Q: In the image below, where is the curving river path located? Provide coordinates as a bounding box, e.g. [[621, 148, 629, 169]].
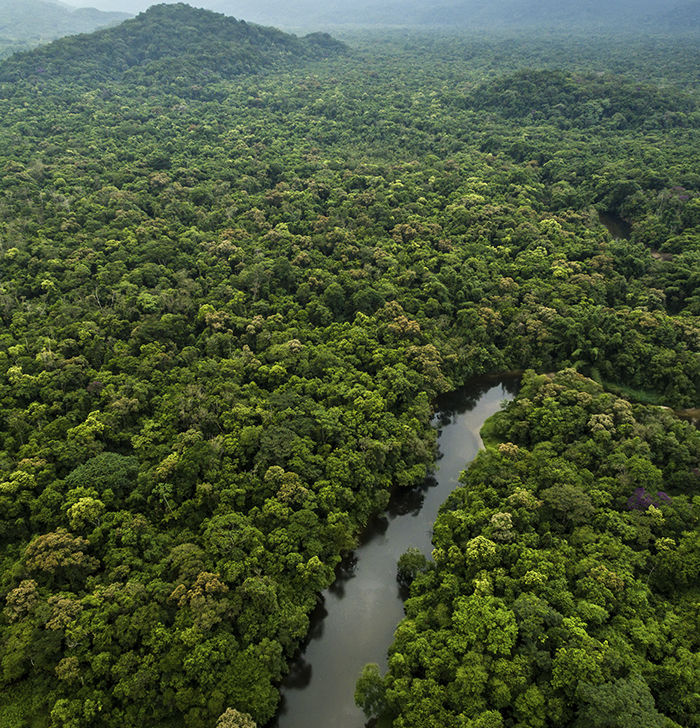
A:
[[268, 374, 520, 728]]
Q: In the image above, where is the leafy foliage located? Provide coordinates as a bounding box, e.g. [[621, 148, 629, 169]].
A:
[[0, 7, 699, 728], [369, 371, 700, 728]]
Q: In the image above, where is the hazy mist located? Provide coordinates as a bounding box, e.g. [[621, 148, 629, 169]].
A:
[[54, 0, 699, 32]]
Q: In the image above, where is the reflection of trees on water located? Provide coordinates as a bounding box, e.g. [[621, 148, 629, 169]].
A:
[[433, 373, 521, 431], [328, 553, 359, 600], [397, 582, 411, 602], [273, 377, 519, 728], [281, 657, 314, 691], [381, 376, 521, 527], [294, 598, 328, 648], [386, 476, 436, 518]]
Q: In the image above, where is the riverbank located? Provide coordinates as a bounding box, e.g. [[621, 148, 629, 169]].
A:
[[269, 376, 518, 728]]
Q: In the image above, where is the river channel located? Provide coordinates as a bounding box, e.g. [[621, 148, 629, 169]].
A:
[[598, 210, 632, 240], [269, 374, 520, 728]]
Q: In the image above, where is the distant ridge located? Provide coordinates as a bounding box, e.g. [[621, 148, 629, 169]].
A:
[[198, 0, 686, 30], [0, 0, 129, 42], [0, 3, 347, 84], [659, 0, 700, 29]]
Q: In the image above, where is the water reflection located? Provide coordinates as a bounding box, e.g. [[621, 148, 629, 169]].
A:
[[268, 374, 520, 728], [396, 582, 411, 602], [328, 554, 359, 599], [385, 479, 432, 518], [283, 658, 313, 690], [434, 372, 521, 427], [598, 210, 632, 240]]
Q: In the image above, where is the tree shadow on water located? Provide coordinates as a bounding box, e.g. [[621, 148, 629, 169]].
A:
[[386, 478, 434, 518], [433, 373, 521, 428], [305, 599, 328, 641], [397, 581, 411, 602], [328, 553, 359, 599], [281, 657, 313, 691], [357, 516, 389, 547]]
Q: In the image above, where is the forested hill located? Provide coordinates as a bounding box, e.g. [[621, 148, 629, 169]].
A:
[[0, 3, 347, 85], [461, 69, 698, 128]]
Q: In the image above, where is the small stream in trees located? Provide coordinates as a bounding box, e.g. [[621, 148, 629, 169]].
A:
[[599, 211, 632, 240], [268, 374, 520, 728]]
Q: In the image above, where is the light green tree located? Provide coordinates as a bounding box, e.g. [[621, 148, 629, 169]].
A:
[[216, 707, 257, 728]]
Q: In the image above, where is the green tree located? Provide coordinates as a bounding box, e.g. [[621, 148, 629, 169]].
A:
[[574, 676, 666, 728], [397, 547, 428, 587]]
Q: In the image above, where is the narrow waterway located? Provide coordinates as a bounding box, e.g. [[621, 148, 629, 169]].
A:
[[269, 374, 519, 728], [598, 210, 631, 240]]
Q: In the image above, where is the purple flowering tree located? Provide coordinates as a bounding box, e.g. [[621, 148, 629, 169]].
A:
[[627, 487, 672, 511]]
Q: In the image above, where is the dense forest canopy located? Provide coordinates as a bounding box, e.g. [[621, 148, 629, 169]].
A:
[[361, 370, 700, 728], [0, 4, 699, 727]]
